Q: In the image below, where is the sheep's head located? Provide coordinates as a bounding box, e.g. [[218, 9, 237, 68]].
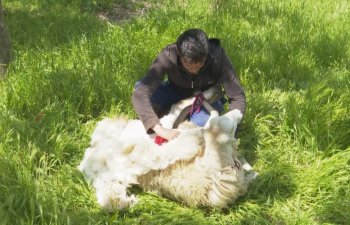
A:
[[204, 109, 242, 144]]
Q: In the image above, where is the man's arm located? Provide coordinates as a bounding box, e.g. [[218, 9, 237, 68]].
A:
[[132, 47, 179, 139], [218, 48, 246, 115]]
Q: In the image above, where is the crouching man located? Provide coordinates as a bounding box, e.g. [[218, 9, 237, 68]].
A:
[[132, 28, 246, 140]]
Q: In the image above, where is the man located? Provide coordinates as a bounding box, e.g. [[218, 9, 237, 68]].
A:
[[132, 28, 246, 141]]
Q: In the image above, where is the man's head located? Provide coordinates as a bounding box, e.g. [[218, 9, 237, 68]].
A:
[[176, 29, 209, 74]]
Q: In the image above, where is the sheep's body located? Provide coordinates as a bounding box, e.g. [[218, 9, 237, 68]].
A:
[[78, 89, 255, 211]]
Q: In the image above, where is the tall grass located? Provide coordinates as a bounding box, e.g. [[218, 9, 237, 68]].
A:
[[1, 0, 349, 224]]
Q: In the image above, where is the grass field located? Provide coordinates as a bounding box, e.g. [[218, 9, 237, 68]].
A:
[[1, 0, 349, 224]]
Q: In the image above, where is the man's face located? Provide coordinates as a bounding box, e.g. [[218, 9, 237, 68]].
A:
[[180, 57, 205, 75]]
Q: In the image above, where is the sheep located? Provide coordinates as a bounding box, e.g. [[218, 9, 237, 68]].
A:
[[78, 88, 256, 211]]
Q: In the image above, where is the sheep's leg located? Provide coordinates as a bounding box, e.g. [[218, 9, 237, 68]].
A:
[[202, 86, 224, 103], [160, 86, 223, 129], [160, 98, 194, 129], [172, 105, 192, 128], [203, 101, 220, 128], [96, 182, 138, 211], [239, 157, 259, 183], [239, 157, 252, 171]]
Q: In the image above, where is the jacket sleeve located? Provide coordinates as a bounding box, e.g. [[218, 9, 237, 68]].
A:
[[132, 47, 171, 132], [219, 49, 246, 114]]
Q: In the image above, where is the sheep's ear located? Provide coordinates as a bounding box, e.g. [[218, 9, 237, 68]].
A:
[[219, 109, 243, 134], [223, 109, 243, 124]]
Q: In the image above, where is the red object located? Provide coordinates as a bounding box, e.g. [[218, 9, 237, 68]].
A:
[[190, 93, 205, 116], [155, 136, 168, 145]]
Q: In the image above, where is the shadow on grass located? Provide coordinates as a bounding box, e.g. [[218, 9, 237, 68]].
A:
[[246, 162, 297, 202], [62, 184, 216, 225], [315, 190, 350, 224], [1, 66, 129, 167], [220, 1, 349, 92], [238, 114, 259, 164], [6, 7, 106, 51]]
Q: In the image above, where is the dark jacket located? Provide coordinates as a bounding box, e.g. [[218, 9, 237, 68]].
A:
[[132, 39, 246, 132]]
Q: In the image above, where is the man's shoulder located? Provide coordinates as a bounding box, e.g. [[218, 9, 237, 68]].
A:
[[159, 43, 177, 64], [165, 43, 177, 50]]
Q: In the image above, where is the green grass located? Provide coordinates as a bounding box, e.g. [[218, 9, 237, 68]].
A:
[[1, 0, 349, 224]]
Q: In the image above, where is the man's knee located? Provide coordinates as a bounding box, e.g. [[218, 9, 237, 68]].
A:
[[151, 102, 169, 118]]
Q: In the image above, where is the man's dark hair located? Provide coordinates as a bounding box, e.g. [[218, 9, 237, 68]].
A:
[[176, 29, 209, 64]]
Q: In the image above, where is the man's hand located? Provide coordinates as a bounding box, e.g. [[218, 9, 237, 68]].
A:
[[153, 124, 180, 141]]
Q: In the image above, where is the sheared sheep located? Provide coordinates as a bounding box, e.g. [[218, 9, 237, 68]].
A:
[[78, 89, 256, 211]]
